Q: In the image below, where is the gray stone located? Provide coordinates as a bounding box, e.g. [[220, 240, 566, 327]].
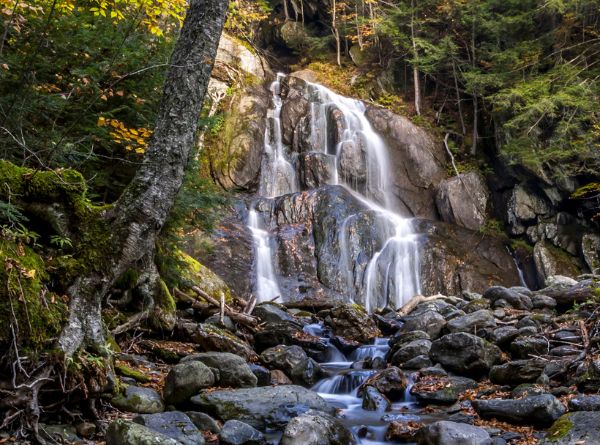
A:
[[482, 286, 532, 310], [186, 411, 221, 433], [568, 395, 600, 411], [532, 295, 557, 309], [362, 386, 391, 412], [106, 420, 181, 445], [112, 386, 164, 414], [390, 339, 432, 366], [446, 310, 496, 334], [181, 352, 257, 388], [510, 336, 549, 359], [401, 310, 446, 339], [412, 376, 477, 404], [417, 420, 492, 445], [491, 326, 520, 346], [473, 394, 565, 427], [253, 303, 298, 324], [280, 409, 356, 445], [489, 360, 546, 385], [190, 385, 334, 429], [507, 185, 551, 235], [435, 172, 489, 231], [133, 412, 204, 445], [163, 361, 215, 406], [540, 411, 600, 444], [220, 420, 266, 445], [582, 233, 600, 274], [430, 333, 501, 376]]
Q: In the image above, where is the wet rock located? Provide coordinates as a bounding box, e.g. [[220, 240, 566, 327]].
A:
[[533, 243, 580, 285], [133, 412, 204, 445], [403, 355, 433, 369], [416, 420, 492, 445], [359, 367, 408, 399], [482, 287, 532, 310], [401, 310, 446, 339], [186, 323, 258, 361], [106, 419, 181, 445], [510, 336, 549, 359], [280, 409, 356, 445], [386, 421, 422, 442], [411, 376, 477, 404], [489, 360, 546, 385], [576, 359, 600, 392], [462, 299, 491, 313], [540, 411, 600, 444], [186, 411, 221, 433], [389, 330, 430, 351], [568, 395, 600, 411], [324, 303, 380, 343], [112, 386, 164, 414], [365, 106, 446, 219], [190, 385, 334, 429], [297, 152, 337, 189], [270, 369, 293, 385], [181, 352, 257, 388], [220, 420, 266, 445], [472, 394, 565, 427], [163, 361, 215, 406], [435, 172, 489, 231], [390, 339, 432, 366], [260, 345, 320, 386], [430, 333, 501, 376], [446, 310, 496, 334], [254, 321, 325, 352], [362, 386, 391, 412]]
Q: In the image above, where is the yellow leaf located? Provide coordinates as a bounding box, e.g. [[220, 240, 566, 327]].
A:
[[23, 269, 36, 279]]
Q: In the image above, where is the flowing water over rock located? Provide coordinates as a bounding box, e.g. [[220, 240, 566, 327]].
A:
[[249, 73, 421, 309]]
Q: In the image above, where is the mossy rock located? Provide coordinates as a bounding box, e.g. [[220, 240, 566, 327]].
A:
[[0, 239, 68, 350], [149, 279, 177, 332], [115, 363, 151, 383]]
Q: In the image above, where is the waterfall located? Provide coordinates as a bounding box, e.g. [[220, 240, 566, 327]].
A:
[[248, 73, 421, 310]]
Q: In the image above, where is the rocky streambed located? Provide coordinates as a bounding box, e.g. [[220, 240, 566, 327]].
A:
[[33, 275, 600, 445]]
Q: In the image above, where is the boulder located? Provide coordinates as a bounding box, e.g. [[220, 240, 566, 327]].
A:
[[510, 336, 549, 359], [220, 420, 266, 445], [429, 333, 501, 376], [112, 386, 164, 414], [133, 412, 204, 445], [362, 386, 391, 412], [401, 311, 446, 339], [190, 385, 334, 429], [390, 339, 432, 366], [541, 411, 600, 444], [582, 233, 600, 273], [188, 324, 258, 361], [411, 376, 477, 404], [446, 309, 496, 334], [181, 352, 257, 388], [482, 286, 532, 310], [186, 411, 221, 434], [106, 420, 182, 445], [253, 303, 298, 324], [568, 395, 600, 412], [435, 172, 489, 231], [416, 420, 492, 445], [279, 410, 356, 445], [359, 367, 408, 399], [163, 361, 215, 406], [533, 242, 580, 284], [489, 360, 546, 385], [490, 326, 520, 346], [323, 303, 380, 343], [260, 345, 320, 386], [472, 394, 565, 427]]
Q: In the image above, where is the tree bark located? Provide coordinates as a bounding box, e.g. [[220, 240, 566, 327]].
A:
[[410, 0, 421, 115], [58, 0, 229, 357]]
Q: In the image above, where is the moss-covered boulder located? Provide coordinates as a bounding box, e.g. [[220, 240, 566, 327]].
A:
[[541, 411, 600, 444], [321, 303, 380, 343]]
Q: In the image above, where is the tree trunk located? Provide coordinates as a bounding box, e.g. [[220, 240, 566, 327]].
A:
[[332, 0, 341, 66], [410, 0, 421, 115], [58, 0, 229, 357]]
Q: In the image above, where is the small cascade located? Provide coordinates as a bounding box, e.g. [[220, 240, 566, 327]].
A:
[[247, 208, 281, 303], [349, 338, 390, 361], [507, 247, 528, 288], [248, 73, 422, 310]]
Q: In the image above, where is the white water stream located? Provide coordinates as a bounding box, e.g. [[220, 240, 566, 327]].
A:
[[249, 73, 421, 308]]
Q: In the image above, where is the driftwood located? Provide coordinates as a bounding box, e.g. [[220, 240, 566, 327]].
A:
[[397, 294, 462, 317], [543, 279, 599, 305]]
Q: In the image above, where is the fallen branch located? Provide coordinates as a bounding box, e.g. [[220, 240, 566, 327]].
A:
[[190, 286, 258, 326], [111, 310, 150, 336], [397, 294, 462, 317]]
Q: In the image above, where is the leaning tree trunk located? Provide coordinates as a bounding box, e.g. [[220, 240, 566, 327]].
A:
[[58, 0, 229, 357]]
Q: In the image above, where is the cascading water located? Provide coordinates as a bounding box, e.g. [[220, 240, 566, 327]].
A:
[[248, 73, 421, 310]]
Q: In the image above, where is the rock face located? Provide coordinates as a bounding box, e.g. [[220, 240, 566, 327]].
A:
[[429, 333, 501, 376], [435, 172, 489, 231], [279, 410, 356, 445], [190, 385, 334, 429]]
